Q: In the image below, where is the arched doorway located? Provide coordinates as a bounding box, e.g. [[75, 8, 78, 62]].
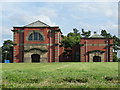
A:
[[31, 54, 40, 62], [93, 56, 101, 62]]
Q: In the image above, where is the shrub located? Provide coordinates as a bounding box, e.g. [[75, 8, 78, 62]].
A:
[[62, 77, 88, 83]]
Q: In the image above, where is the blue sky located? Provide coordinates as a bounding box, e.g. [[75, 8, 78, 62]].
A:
[[0, 1, 118, 47]]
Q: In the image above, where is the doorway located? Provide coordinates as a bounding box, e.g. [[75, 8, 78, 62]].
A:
[[93, 56, 101, 62], [31, 54, 40, 62]]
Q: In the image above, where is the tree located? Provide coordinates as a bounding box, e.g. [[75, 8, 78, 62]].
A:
[[73, 28, 79, 34], [112, 36, 120, 62], [62, 28, 81, 48], [0, 47, 2, 62], [2, 40, 14, 63], [101, 30, 112, 38], [101, 30, 120, 61], [101, 30, 120, 52], [112, 35, 120, 53], [81, 29, 91, 38], [113, 52, 119, 62]]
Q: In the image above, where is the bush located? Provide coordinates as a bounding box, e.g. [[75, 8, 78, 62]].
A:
[[104, 76, 118, 82], [62, 77, 88, 83], [113, 53, 119, 62]]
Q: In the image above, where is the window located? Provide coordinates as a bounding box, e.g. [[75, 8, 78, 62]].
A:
[[28, 34, 33, 40], [76, 52, 79, 60], [39, 33, 44, 41], [28, 32, 44, 41]]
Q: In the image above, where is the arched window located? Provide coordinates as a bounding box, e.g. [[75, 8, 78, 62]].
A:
[[29, 34, 33, 40], [28, 32, 44, 41]]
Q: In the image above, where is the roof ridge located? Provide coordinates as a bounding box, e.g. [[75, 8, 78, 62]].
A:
[[37, 20, 50, 26], [24, 20, 50, 27], [90, 33, 104, 38]]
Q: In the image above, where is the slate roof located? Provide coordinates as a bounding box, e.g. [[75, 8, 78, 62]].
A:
[[90, 32, 104, 38], [91, 34, 104, 38], [24, 20, 50, 27]]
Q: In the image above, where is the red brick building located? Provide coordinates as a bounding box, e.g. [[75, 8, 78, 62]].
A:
[[12, 21, 113, 62], [12, 20, 63, 62], [79, 32, 113, 62]]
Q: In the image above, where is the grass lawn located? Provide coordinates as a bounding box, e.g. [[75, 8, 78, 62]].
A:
[[1, 62, 118, 88]]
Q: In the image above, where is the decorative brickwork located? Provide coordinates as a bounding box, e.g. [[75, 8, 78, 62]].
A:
[[80, 37, 113, 62], [11, 21, 113, 62], [12, 20, 63, 63]]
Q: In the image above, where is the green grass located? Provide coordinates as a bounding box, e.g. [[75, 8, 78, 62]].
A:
[[1, 62, 118, 88]]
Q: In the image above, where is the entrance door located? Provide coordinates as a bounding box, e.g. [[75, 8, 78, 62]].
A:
[[93, 56, 101, 62], [31, 54, 40, 62]]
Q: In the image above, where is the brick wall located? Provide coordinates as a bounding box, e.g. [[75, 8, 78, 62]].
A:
[[12, 26, 62, 63], [80, 38, 113, 62]]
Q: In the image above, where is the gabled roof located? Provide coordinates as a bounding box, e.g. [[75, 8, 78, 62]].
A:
[[24, 20, 50, 27], [90, 32, 104, 38], [90, 34, 104, 38]]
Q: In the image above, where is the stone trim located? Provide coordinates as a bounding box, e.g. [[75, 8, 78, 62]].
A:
[[89, 53, 105, 62], [16, 43, 58, 46], [24, 49, 48, 63], [12, 30, 24, 33], [83, 44, 106, 46]]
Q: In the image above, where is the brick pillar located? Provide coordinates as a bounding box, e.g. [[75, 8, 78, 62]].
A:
[[13, 30, 24, 63], [80, 46, 85, 62], [19, 30, 24, 62], [13, 31, 19, 63], [49, 30, 52, 62], [109, 47, 113, 62], [105, 40, 109, 62], [55, 32, 59, 62]]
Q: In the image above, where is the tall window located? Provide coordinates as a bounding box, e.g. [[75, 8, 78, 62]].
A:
[[28, 32, 44, 41]]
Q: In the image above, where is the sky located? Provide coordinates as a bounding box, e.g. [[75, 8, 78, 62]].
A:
[[0, 0, 119, 48]]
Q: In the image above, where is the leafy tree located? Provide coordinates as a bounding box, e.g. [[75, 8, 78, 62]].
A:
[[101, 30, 120, 52], [101, 30, 112, 38], [112, 35, 120, 54], [0, 47, 2, 62], [62, 28, 81, 48], [81, 29, 91, 38], [73, 28, 79, 34], [113, 52, 119, 62], [2, 40, 14, 63], [101, 30, 120, 61]]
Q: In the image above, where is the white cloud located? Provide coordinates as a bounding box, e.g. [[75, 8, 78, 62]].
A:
[[2, 3, 58, 26], [7, 14, 56, 26], [71, 3, 118, 19], [77, 21, 118, 36], [26, 15, 57, 26], [2, 27, 12, 35], [105, 24, 118, 36], [68, 2, 118, 36], [1, 2, 59, 46], [1, 2, 118, 40], [0, 26, 13, 47], [105, 10, 114, 17], [0, 0, 119, 2], [71, 14, 81, 19], [36, 7, 58, 18], [35, 15, 56, 26]]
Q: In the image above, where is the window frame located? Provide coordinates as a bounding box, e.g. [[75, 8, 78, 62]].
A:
[[27, 31, 45, 41]]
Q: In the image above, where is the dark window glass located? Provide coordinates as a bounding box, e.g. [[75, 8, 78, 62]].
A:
[[34, 32, 38, 40], [28, 32, 44, 41], [28, 34, 33, 40], [39, 33, 43, 41]]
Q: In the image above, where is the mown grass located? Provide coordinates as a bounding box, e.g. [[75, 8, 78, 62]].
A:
[[1, 62, 118, 88]]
